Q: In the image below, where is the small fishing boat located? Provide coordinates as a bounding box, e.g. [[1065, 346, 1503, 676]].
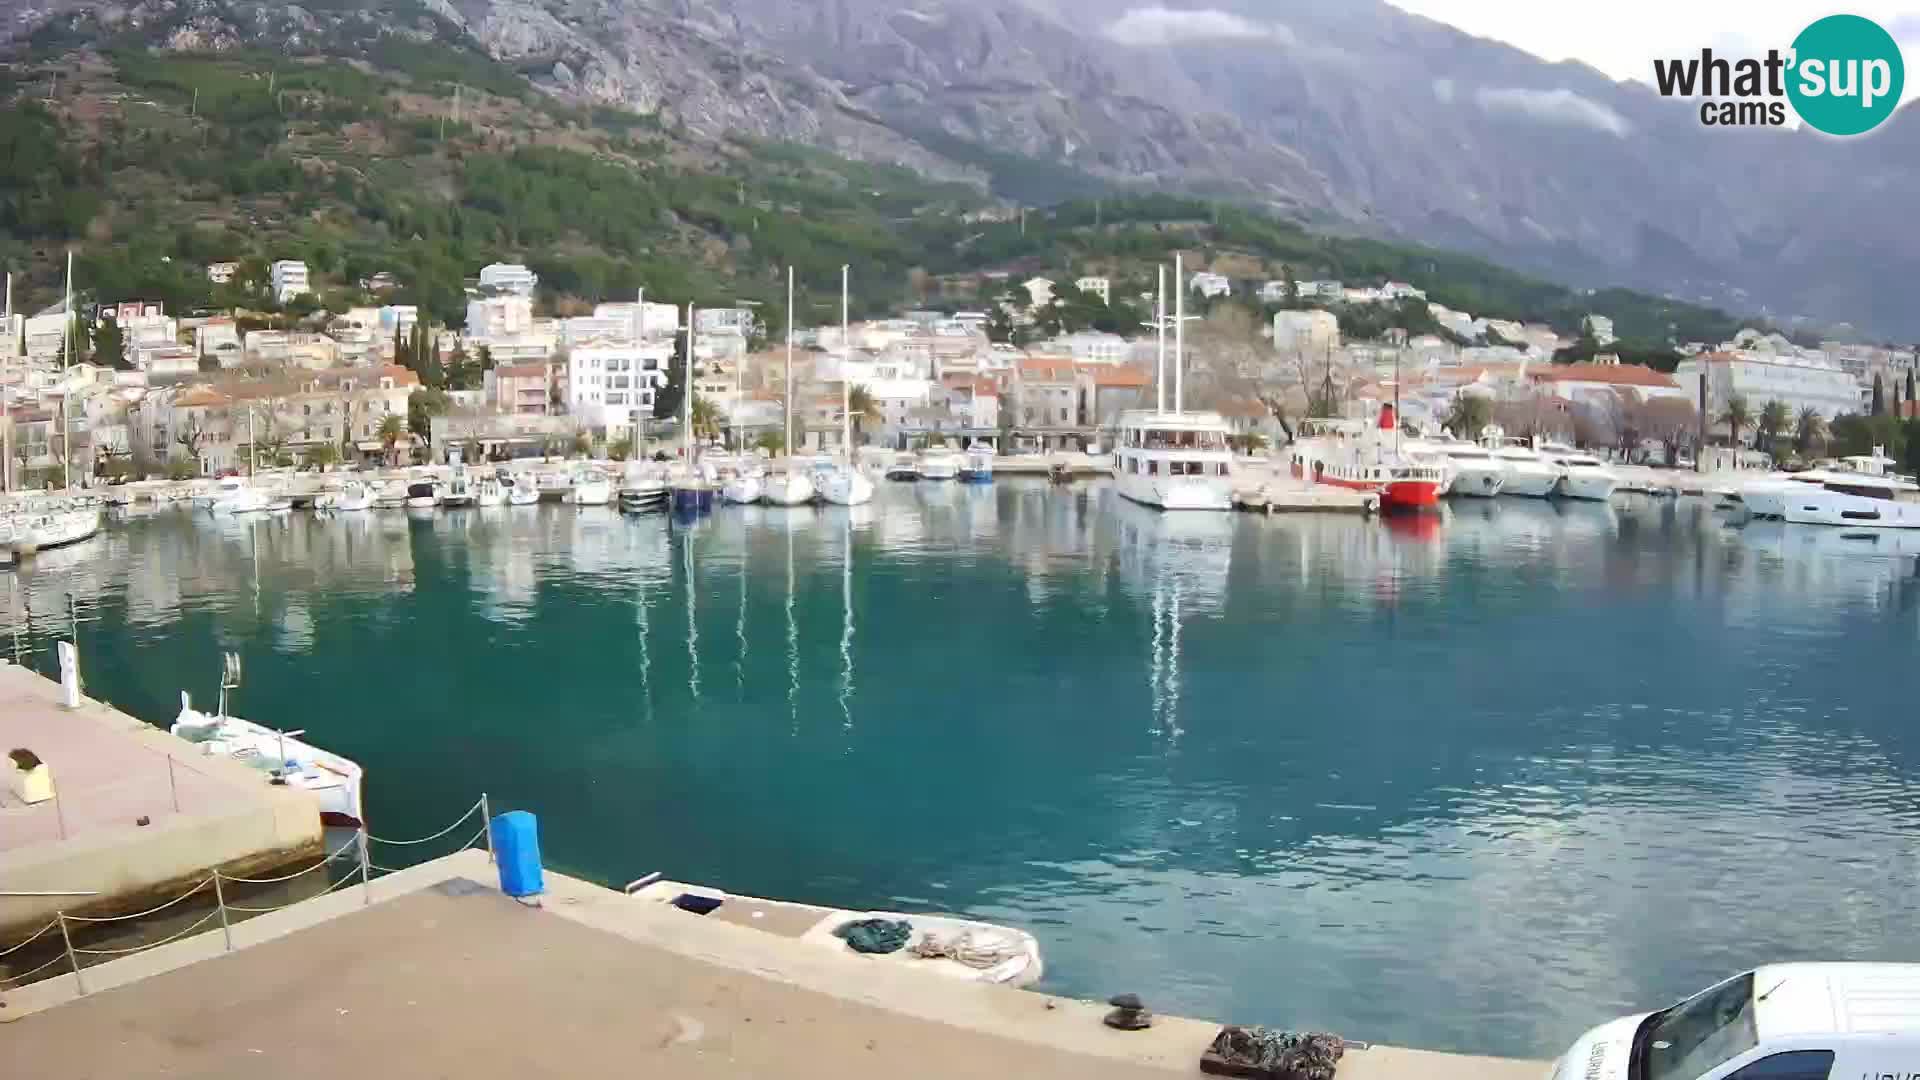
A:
[[885, 454, 921, 482], [918, 446, 962, 481], [569, 466, 613, 506], [373, 479, 410, 508], [506, 477, 541, 505], [473, 476, 507, 506], [958, 447, 995, 484], [170, 659, 364, 828], [625, 878, 1043, 988], [441, 464, 476, 508]]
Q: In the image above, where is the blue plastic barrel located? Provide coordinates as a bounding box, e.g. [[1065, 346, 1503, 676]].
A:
[[491, 811, 544, 897]]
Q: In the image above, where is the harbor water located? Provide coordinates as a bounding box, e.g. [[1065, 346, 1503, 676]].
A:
[[10, 480, 1920, 1058]]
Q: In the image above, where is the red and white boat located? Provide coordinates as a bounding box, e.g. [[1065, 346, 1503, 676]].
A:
[[1287, 405, 1445, 512]]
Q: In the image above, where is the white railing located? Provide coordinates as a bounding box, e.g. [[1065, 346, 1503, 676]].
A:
[[0, 794, 495, 997]]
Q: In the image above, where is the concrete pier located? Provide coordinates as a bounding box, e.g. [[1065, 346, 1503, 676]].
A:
[[0, 663, 322, 945], [0, 850, 1545, 1078]]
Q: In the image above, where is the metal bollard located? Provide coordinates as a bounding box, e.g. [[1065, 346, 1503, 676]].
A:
[[357, 826, 372, 906], [167, 756, 179, 813], [481, 793, 494, 863], [212, 872, 233, 952]]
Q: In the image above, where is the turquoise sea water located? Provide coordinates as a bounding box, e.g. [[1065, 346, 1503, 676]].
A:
[[10, 481, 1920, 1058]]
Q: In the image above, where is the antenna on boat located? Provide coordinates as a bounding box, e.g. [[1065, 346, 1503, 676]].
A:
[[1173, 253, 1185, 413], [218, 651, 242, 720]]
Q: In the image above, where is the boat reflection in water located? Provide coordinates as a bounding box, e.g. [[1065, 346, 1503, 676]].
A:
[[1109, 492, 1234, 736]]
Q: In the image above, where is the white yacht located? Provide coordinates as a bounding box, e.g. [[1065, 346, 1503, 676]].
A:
[[373, 479, 410, 508], [1748, 454, 1920, 528], [568, 466, 613, 506], [9, 497, 103, 552], [1112, 410, 1235, 511], [918, 446, 963, 481], [1433, 442, 1506, 497], [1486, 438, 1562, 498], [1545, 451, 1620, 501], [329, 481, 374, 512], [721, 470, 765, 505], [506, 475, 541, 505], [404, 480, 440, 509], [959, 446, 995, 483], [818, 466, 875, 506], [473, 476, 507, 506]]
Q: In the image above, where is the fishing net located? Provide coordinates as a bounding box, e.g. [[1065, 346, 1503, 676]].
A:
[[1200, 1026, 1345, 1080], [833, 918, 912, 954]]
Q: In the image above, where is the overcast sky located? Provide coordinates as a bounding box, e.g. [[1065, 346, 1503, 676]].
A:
[[1385, 1, 1920, 104]]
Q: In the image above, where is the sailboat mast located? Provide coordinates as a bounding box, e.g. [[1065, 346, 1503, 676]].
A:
[[840, 264, 850, 459], [1173, 252, 1185, 413], [684, 303, 696, 465], [784, 266, 794, 457], [62, 249, 73, 486], [1155, 264, 1166, 414]]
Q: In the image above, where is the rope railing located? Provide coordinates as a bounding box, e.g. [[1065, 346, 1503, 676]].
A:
[[0, 917, 60, 958], [4, 792, 496, 999], [71, 909, 221, 957], [365, 798, 484, 847]]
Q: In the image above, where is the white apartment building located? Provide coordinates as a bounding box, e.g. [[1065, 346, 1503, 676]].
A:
[[206, 261, 238, 284], [592, 301, 680, 341], [562, 315, 635, 344], [695, 307, 756, 337], [466, 295, 533, 340], [566, 341, 670, 429], [1189, 272, 1231, 299], [1297, 280, 1343, 300], [1273, 310, 1341, 354], [1021, 277, 1056, 309], [478, 262, 539, 297], [23, 311, 70, 364], [1074, 276, 1111, 304], [1046, 331, 1130, 365], [1673, 350, 1861, 424], [270, 260, 310, 304], [1257, 280, 1291, 304], [1583, 314, 1617, 346]]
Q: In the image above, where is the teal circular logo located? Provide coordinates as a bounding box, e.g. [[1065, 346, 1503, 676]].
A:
[[1787, 14, 1905, 136]]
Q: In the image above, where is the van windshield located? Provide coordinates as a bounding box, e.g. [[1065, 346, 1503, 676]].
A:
[[1634, 973, 1758, 1080]]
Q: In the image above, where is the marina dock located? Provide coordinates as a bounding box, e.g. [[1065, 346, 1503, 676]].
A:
[[0, 662, 322, 945], [0, 849, 1544, 1079], [1232, 471, 1380, 514]]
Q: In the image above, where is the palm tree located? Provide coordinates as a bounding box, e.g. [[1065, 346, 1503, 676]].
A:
[[1794, 407, 1827, 459], [377, 414, 405, 466], [689, 395, 722, 444], [1755, 399, 1789, 451], [1718, 394, 1752, 447], [846, 384, 881, 446]]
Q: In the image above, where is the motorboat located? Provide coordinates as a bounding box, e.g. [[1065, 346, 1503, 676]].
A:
[[568, 466, 613, 506], [328, 481, 374, 512], [404, 481, 440, 509], [208, 476, 270, 514], [1432, 442, 1506, 497], [721, 472, 765, 505], [172, 684, 364, 828], [619, 482, 670, 512], [373, 479, 410, 508], [441, 464, 476, 508], [626, 879, 1043, 988], [917, 446, 963, 481], [817, 465, 874, 506], [959, 446, 995, 484], [1755, 454, 1920, 529], [1286, 406, 1444, 512], [8, 498, 103, 553], [473, 476, 507, 506], [762, 469, 816, 506], [1545, 451, 1620, 501], [506, 476, 541, 505], [884, 453, 921, 482], [1482, 432, 1562, 498]]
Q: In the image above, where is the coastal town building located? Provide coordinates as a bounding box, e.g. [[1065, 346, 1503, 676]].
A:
[[270, 260, 310, 304], [478, 262, 538, 297], [1273, 310, 1341, 354], [1528, 361, 1687, 405], [1583, 315, 1617, 346], [1073, 276, 1111, 304], [467, 295, 534, 340], [1020, 277, 1056, 309], [1044, 331, 1129, 365], [486, 362, 554, 416], [1189, 272, 1232, 299], [205, 261, 238, 284], [1674, 348, 1860, 423], [565, 341, 669, 430]]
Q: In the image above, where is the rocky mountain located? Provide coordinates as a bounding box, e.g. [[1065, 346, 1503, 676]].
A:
[[6, 0, 1918, 337]]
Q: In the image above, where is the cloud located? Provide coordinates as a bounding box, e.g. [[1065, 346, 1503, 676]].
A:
[[1103, 6, 1295, 48], [1432, 77, 1456, 103], [1887, 14, 1920, 41], [1472, 86, 1633, 136]]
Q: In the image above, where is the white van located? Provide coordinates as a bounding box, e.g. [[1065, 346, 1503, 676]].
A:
[[1548, 964, 1920, 1080]]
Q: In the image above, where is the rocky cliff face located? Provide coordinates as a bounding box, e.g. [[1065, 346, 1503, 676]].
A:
[[5, 0, 1917, 335]]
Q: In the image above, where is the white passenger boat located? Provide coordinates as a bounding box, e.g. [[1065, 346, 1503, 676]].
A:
[[473, 476, 507, 506], [1544, 450, 1620, 501], [171, 681, 364, 828], [568, 466, 613, 506], [627, 879, 1043, 988], [917, 447, 963, 481], [441, 464, 476, 508], [1113, 410, 1235, 511]]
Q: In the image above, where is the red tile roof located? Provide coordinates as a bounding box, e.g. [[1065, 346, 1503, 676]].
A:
[[1086, 364, 1151, 389], [1017, 356, 1076, 381], [497, 363, 549, 378], [1530, 363, 1679, 389]]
